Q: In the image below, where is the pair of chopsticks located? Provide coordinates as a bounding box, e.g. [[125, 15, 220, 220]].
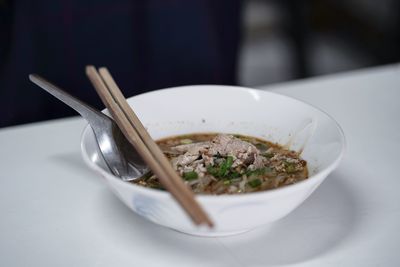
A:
[[85, 66, 213, 227]]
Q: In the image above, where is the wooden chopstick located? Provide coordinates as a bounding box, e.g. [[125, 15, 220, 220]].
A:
[[85, 65, 213, 227]]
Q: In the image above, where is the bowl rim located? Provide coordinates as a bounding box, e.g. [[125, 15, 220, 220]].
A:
[[80, 84, 346, 202]]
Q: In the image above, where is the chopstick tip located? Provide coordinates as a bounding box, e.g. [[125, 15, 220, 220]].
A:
[[85, 65, 96, 75], [195, 218, 214, 228], [98, 67, 110, 77]]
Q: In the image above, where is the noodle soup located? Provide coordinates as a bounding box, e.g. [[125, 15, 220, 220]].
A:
[[134, 133, 308, 194]]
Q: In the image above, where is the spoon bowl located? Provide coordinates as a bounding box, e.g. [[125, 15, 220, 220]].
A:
[[29, 74, 147, 181]]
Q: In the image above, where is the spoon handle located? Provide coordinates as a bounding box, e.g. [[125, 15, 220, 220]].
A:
[[29, 74, 109, 125]]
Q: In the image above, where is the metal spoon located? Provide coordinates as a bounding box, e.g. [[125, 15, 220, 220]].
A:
[[29, 74, 148, 181]]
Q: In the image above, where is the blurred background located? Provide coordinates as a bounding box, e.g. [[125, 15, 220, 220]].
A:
[[240, 0, 400, 86], [1, 0, 399, 127]]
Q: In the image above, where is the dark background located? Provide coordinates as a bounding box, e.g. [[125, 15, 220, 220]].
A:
[[1, 0, 399, 128]]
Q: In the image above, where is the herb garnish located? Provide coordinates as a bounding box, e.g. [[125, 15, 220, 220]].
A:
[[183, 171, 198, 181], [206, 156, 235, 179], [248, 178, 262, 188], [284, 161, 297, 173]]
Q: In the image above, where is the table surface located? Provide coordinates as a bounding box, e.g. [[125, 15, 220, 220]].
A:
[[1, 64, 399, 267]]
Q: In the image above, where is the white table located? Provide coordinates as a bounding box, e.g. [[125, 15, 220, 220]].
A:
[[1, 64, 399, 266]]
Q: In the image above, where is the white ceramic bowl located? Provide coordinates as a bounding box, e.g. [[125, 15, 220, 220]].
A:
[[81, 85, 345, 236]]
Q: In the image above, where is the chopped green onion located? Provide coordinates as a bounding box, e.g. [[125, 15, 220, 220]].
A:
[[286, 165, 296, 173], [262, 152, 274, 158], [180, 138, 193, 144], [226, 156, 234, 166], [183, 171, 198, 181], [284, 161, 297, 173], [207, 156, 239, 179], [226, 171, 241, 179], [218, 156, 233, 177], [206, 165, 219, 176], [255, 143, 269, 151], [223, 180, 231, 185], [248, 178, 262, 188]]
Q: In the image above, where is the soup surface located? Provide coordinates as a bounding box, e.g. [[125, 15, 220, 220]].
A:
[[134, 133, 308, 195]]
